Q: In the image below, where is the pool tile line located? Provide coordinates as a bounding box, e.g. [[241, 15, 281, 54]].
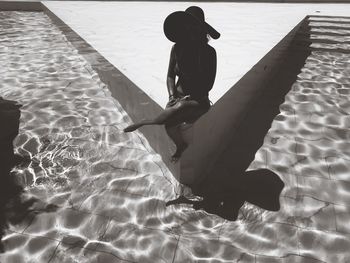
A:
[[92, 248, 138, 263], [88, 224, 180, 263], [49, 241, 138, 263], [20, 214, 37, 234], [47, 241, 61, 263], [333, 204, 341, 234], [255, 253, 326, 263], [216, 219, 227, 242], [174, 235, 258, 263], [91, 217, 115, 252], [171, 235, 180, 263]]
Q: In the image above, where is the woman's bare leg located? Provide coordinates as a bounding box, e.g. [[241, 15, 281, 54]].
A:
[[165, 124, 188, 162], [123, 100, 199, 133]]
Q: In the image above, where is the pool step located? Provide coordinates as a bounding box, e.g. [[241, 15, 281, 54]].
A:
[[309, 14, 350, 21], [310, 30, 350, 37], [291, 16, 350, 53], [309, 19, 350, 25]]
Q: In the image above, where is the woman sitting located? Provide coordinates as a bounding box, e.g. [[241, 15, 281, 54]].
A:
[[124, 6, 220, 162]]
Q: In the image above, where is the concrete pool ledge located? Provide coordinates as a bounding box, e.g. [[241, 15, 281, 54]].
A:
[[0, 1, 42, 11]]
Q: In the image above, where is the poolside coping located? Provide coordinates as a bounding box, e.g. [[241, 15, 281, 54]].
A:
[[0, 1, 42, 11]]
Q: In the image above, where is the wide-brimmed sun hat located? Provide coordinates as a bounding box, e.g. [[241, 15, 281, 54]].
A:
[[163, 6, 220, 43]]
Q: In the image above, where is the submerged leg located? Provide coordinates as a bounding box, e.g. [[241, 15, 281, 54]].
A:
[[165, 124, 188, 162], [164, 101, 210, 162]]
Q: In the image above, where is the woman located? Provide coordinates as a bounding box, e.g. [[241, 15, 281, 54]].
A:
[[124, 6, 220, 162]]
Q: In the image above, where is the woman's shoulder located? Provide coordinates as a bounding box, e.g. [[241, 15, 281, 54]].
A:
[[205, 44, 216, 55], [171, 43, 180, 56], [172, 43, 216, 57], [201, 44, 216, 61], [173, 43, 183, 53]]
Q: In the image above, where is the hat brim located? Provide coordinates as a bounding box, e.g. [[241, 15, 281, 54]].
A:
[[205, 22, 220, 40], [163, 11, 220, 43]]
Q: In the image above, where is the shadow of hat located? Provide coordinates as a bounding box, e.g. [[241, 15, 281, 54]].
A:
[[164, 6, 220, 43]]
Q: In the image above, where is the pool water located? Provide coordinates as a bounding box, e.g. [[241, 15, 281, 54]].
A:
[[1, 11, 350, 263]]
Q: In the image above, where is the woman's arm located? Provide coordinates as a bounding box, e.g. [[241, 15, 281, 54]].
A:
[[167, 44, 177, 100], [203, 47, 217, 93]]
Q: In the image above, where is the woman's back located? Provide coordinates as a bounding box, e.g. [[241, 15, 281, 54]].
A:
[[174, 43, 217, 100]]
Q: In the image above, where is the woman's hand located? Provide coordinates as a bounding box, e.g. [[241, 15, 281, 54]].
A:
[[166, 95, 178, 108], [166, 95, 191, 108]]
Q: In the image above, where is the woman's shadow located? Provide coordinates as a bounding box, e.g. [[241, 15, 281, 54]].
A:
[[167, 168, 284, 221], [0, 98, 57, 252]]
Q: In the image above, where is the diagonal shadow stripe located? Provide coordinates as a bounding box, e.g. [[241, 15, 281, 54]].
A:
[[169, 16, 317, 219], [180, 16, 312, 185]]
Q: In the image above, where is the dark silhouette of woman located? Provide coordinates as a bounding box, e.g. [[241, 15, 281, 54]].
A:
[[124, 6, 220, 162]]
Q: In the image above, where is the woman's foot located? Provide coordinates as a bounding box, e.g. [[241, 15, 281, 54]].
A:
[[123, 123, 141, 133], [170, 143, 188, 163]]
